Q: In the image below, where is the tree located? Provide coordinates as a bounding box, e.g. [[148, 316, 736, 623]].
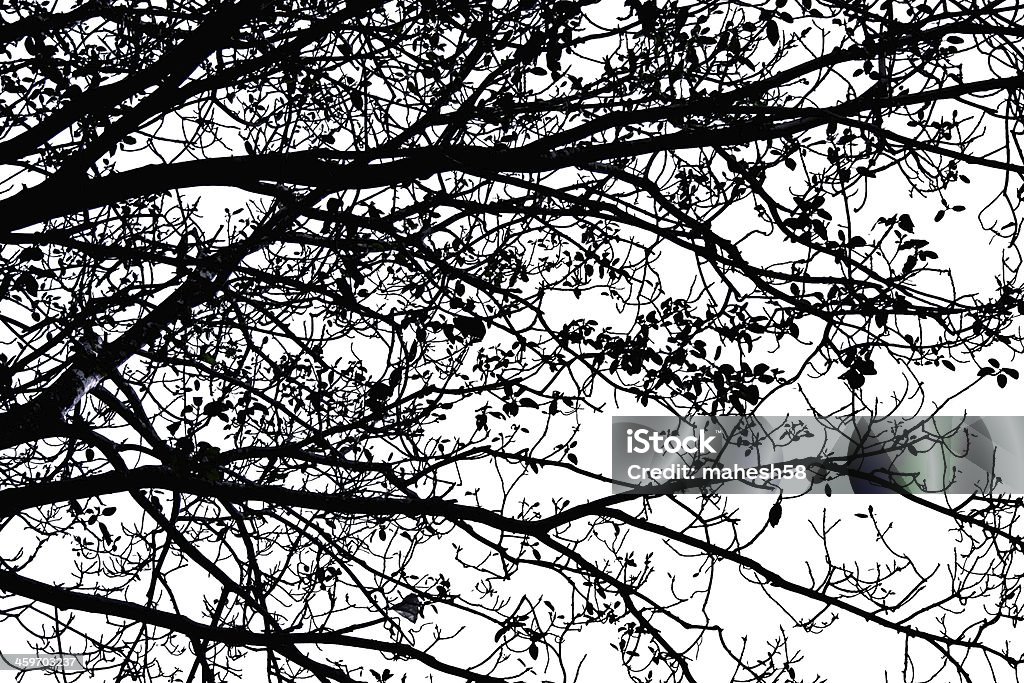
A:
[[1, 0, 1023, 680]]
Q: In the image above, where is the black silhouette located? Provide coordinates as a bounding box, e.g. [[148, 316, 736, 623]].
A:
[[0, 1, 1022, 681]]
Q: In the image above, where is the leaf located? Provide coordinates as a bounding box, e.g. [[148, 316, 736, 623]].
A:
[[766, 19, 780, 45], [390, 594, 420, 623], [768, 500, 782, 527], [739, 383, 760, 404], [898, 214, 915, 232], [14, 273, 38, 297], [365, 381, 394, 414], [898, 239, 929, 252], [529, 643, 539, 660], [839, 368, 864, 389], [203, 400, 227, 416], [18, 246, 44, 261], [453, 316, 487, 340]]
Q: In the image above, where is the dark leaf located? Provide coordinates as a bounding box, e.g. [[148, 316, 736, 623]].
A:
[[390, 594, 421, 623], [14, 273, 38, 297], [840, 368, 864, 389], [18, 246, 44, 261], [453, 316, 487, 340]]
